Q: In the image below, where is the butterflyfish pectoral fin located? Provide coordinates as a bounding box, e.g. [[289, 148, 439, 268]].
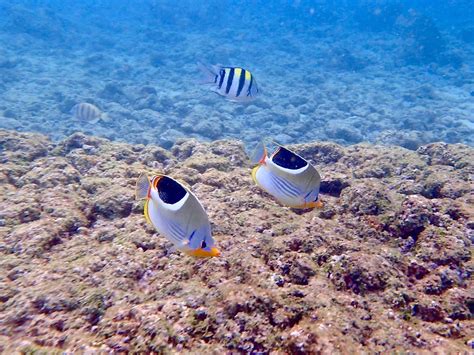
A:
[[135, 173, 151, 200], [249, 141, 267, 165]]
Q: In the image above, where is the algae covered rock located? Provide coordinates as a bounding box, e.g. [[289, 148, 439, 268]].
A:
[[0, 129, 472, 353]]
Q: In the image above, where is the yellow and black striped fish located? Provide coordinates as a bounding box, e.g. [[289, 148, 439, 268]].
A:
[[198, 63, 259, 102]]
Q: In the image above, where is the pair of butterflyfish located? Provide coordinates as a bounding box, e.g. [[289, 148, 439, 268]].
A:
[[250, 142, 323, 210], [136, 143, 321, 258], [198, 63, 258, 102], [136, 174, 220, 258]]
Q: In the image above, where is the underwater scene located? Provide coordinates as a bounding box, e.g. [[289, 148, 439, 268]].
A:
[[0, 0, 473, 353]]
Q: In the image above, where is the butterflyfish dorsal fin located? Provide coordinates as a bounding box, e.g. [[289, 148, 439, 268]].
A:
[[249, 141, 267, 165], [135, 173, 151, 200]]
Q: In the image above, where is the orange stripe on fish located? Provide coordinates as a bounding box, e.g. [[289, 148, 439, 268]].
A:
[[152, 175, 162, 194]]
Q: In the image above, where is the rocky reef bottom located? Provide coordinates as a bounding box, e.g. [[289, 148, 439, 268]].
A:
[[0, 129, 472, 353]]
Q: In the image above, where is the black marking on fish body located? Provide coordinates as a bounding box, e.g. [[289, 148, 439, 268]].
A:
[[272, 147, 308, 170], [218, 69, 225, 89], [247, 74, 253, 96], [189, 230, 196, 243], [214, 75, 218, 83], [157, 176, 187, 204], [236, 69, 246, 97], [225, 68, 235, 94]]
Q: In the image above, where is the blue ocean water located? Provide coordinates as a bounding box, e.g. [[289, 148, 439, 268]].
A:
[[0, 0, 473, 150]]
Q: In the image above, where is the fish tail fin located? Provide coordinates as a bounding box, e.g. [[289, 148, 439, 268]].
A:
[[197, 61, 219, 84], [248, 141, 267, 165], [101, 112, 111, 123], [135, 173, 151, 200]]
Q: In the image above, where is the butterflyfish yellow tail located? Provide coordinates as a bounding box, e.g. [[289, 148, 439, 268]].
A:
[[135, 173, 151, 200], [249, 141, 267, 165], [143, 200, 152, 224], [251, 165, 260, 185]]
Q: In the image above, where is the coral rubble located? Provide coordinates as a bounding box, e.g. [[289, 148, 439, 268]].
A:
[[0, 129, 472, 352]]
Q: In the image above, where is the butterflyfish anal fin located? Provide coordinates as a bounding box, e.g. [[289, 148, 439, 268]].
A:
[[288, 199, 323, 210], [136, 173, 151, 200], [184, 247, 220, 258]]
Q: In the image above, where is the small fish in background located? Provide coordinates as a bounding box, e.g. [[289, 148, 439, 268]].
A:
[[198, 62, 259, 102], [135, 173, 220, 258], [71, 102, 110, 123], [249, 141, 323, 209]]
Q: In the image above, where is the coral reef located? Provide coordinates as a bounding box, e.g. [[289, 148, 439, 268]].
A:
[[1, 2, 473, 149], [0, 129, 472, 353]]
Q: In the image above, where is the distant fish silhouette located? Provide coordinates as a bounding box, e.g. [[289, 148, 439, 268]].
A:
[[198, 62, 259, 102], [71, 103, 109, 123]]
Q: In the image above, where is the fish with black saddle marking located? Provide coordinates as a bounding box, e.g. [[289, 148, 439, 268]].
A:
[[249, 141, 323, 209], [198, 62, 259, 102], [135, 173, 220, 258]]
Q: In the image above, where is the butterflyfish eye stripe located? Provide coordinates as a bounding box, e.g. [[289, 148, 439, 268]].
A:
[[225, 68, 235, 94], [236, 69, 246, 97], [157, 176, 187, 204], [218, 69, 225, 89]]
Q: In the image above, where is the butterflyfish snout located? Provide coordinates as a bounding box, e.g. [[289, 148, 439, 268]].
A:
[[135, 173, 219, 258], [249, 141, 323, 210]]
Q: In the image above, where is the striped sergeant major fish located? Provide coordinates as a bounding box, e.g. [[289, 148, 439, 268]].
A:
[[250, 141, 323, 210], [136, 173, 220, 258], [71, 103, 110, 124], [198, 62, 258, 102]]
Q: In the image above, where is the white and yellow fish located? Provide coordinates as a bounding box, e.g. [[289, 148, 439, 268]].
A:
[[71, 102, 109, 123], [250, 141, 323, 209], [135, 173, 220, 258], [198, 62, 258, 102]]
